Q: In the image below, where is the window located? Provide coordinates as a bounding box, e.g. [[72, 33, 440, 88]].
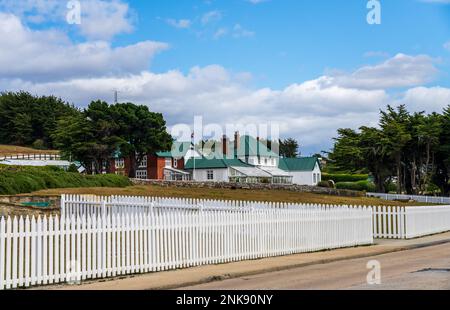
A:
[[115, 158, 125, 169], [173, 158, 178, 168], [139, 156, 147, 168], [313, 173, 317, 184], [264, 158, 268, 165], [136, 170, 148, 180], [165, 158, 172, 167], [207, 170, 214, 180]]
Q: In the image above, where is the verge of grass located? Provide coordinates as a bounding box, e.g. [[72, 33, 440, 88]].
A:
[[0, 165, 131, 195], [0, 145, 59, 156], [29, 185, 434, 207]]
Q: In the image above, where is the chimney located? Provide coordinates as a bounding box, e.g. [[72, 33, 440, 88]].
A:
[[222, 135, 229, 157], [234, 131, 241, 154]]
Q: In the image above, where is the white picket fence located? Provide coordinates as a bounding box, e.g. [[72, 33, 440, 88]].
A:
[[367, 192, 450, 205], [369, 205, 450, 239], [61, 195, 450, 240], [0, 198, 373, 290]]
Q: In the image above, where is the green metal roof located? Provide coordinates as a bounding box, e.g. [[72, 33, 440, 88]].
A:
[[232, 135, 278, 158], [185, 158, 253, 169], [279, 157, 320, 172], [156, 142, 192, 158]]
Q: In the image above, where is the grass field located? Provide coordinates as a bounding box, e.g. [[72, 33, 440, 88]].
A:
[[29, 185, 430, 206], [0, 145, 59, 156]]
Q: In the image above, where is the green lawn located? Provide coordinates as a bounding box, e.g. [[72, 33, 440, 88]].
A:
[[29, 185, 431, 207]]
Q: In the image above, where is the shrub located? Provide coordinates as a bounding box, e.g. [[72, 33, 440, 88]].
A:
[[0, 165, 131, 195], [67, 164, 79, 173], [31, 139, 46, 150], [318, 180, 335, 188], [335, 181, 376, 192], [322, 173, 369, 183]]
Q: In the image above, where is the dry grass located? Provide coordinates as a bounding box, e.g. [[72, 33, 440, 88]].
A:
[[29, 185, 431, 207], [0, 145, 59, 156]]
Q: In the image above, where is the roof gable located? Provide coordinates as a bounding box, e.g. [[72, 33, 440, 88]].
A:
[[156, 142, 192, 158], [232, 135, 278, 158], [185, 158, 253, 169], [279, 157, 320, 172]]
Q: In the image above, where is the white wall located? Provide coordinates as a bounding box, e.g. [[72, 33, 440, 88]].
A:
[[290, 163, 322, 186], [239, 156, 278, 167], [192, 168, 229, 182]]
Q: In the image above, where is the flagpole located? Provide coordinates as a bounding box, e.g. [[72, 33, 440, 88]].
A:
[[192, 132, 196, 181]]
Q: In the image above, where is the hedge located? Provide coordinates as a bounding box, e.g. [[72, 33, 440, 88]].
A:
[[322, 173, 369, 183], [335, 181, 376, 192], [0, 165, 131, 195]]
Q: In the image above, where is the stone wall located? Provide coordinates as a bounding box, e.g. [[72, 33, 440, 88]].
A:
[[0, 195, 60, 217], [130, 179, 364, 197]]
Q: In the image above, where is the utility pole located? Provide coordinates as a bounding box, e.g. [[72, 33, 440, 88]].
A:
[[114, 90, 119, 104]]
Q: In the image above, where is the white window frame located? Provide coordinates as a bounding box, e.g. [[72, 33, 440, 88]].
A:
[[115, 158, 125, 169], [136, 170, 148, 180], [207, 170, 214, 181], [173, 158, 178, 168], [139, 155, 147, 168], [165, 158, 172, 167]]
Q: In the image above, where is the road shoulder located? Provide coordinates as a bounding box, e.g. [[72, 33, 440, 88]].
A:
[[42, 231, 450, 290]]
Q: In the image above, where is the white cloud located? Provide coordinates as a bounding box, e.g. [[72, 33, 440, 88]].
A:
[[77, 0, 134, 40], [201, 10, 222, 25], [166, 18, 191, 29], [0, 0, 134, 40], [444, 41, 450, 51], [396, 86, 450, 113], [1, 66, 390, 152], [328, 53, 438, 89], [0, 13, 167, 81], [0, 13, 447, 152], [232, 24, 255, 38]]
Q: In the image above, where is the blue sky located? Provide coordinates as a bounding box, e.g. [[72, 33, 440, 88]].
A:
[[125, 0, 450, 89], [1, 0, 450, 154]]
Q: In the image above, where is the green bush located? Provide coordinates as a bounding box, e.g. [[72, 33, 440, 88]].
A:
[[335, 181, 376, 192], [318, 180, 335, 188], [31, 139, 46, 150], [67, 163, 79, 173], [322, 173, 369, 183], [0, 165, 131, 195]]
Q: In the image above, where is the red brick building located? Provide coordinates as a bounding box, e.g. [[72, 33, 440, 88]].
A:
[[109, 142, 198, 180]]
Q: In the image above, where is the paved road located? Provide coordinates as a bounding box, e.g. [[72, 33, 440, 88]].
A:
[[181, 242, 450, 290]]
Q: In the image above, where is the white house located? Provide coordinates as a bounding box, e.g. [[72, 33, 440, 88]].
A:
[[184, 158, 273, 183], [279, 157, 322, 186], [184, 133, 321, 185]]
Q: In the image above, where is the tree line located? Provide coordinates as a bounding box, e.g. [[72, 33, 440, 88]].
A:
[[329, 105, 450, 195], [0, 92, 172, 177]]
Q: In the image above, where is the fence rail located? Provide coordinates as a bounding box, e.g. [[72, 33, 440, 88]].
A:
[[0, 197, 373, 290], [0, 154, 61, 161], [367, 192, 450, 204], [62, 195, 450, 240]]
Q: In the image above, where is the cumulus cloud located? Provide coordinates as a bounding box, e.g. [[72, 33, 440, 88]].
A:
[[395, 86, 450, 113], [328, 53, 438, 90], [0, 0, 134, 40], [1, 65, 390, 152], [0, 12, 447, 153], [0, 13, 167, 81]]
